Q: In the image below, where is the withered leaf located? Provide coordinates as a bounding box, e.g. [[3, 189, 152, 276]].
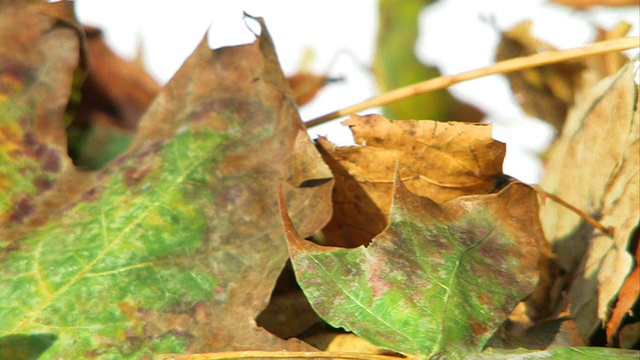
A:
[[317, 114, 506, 247], [540, 60, 639, 341], [0, 6, 333, 358], [496, 20, 585, 131]]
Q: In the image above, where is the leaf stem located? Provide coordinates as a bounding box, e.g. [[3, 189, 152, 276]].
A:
[[156, 351, 406, 360], [531, 185, 614, 235], [304, 36, 640, 128]]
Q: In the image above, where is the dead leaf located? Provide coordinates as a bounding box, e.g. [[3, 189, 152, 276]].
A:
[[0, 7, 333, 356], [496, 20, 585, 131], [317, 114, 506, 247], [0, 0, 91, 227], [287, 72, 341, 106], [605, 230, 639, 347], [539, 60, 639, 341]]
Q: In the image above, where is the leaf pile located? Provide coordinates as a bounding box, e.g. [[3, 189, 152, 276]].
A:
[[0, 1, 638, 359]]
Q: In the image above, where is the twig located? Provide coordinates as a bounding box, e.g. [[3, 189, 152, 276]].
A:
[[531, 185, 614, 235], [304, 36, 640, 128], [156, 351, 406, 360]]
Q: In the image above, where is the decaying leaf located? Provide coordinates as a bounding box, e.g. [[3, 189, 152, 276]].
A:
[[0, 5, 333, 358], [317, 114, 507, 247], [0, 0, 88, 225], [287, 72, 341, 106], [281, 177, 548, 358], [496, 20, 585, 131], [539, 60, 639, 341], [605, 230, 639, 347]]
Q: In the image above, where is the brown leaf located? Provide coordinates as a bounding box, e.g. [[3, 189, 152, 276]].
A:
[[0, 0, 93, 228], [287, 72, 340, 106], [317, 114, 506, 247], [116, 16, 335, 353], [496, 21, 585, 131], [539, 60, 639, 341], [588, 22, 633, 77], [0, 6, 334, 355], [606, 230, 639, 346]]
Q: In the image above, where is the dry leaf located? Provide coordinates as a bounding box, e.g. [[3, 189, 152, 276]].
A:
[[605, 232, 639, 347], [317, 114, 506, 247], [540, 60, 639, 341], [287, 72, 340, 106], [496, 20, 585, 131], [0, 7, 333, 356]]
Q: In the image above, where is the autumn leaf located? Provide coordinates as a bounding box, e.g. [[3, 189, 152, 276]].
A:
[[280, 177, 547, 358], [539, 60, 639, 341], [605, 236, 639, 347], [0, 4, 332, 358], [496, 20, 585, 131], [317, 114, 507, 247]]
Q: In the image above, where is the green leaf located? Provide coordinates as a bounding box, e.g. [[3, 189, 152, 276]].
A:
[[1, 5, 332, 358], [281, 178, 546, 358], [480, 346, 640, 359]]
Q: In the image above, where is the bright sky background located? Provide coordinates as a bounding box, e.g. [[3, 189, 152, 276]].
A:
[[75, 0, 639, 183]]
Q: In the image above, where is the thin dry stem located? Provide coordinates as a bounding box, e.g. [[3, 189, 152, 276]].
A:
[[157, 351, 406, 360], [532, 185, 614, 235], [305, 36, 640, 128]]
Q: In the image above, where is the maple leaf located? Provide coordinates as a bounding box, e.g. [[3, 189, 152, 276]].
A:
[[0, 3, 332, 358], [280, 176, 547, 358]]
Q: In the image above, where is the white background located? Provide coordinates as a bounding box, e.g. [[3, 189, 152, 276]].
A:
[[74, 0, 639, 183]]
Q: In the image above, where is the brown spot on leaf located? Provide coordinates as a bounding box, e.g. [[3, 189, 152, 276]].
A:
[[9, 197, 33, 223]]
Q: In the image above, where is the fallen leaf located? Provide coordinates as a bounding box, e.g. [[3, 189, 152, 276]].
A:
[[287, 72, 341, 106], [281, 177, 547, 358], [539, 60, 639, 341], [605, 230, 639, 347], [317, 114, 506, 247], [0, 0, 88, 226], [0, 7, 333, 358], [374, 0, 484, 122], [617, 322, 640, 349], [496, 21, 585, 131]]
